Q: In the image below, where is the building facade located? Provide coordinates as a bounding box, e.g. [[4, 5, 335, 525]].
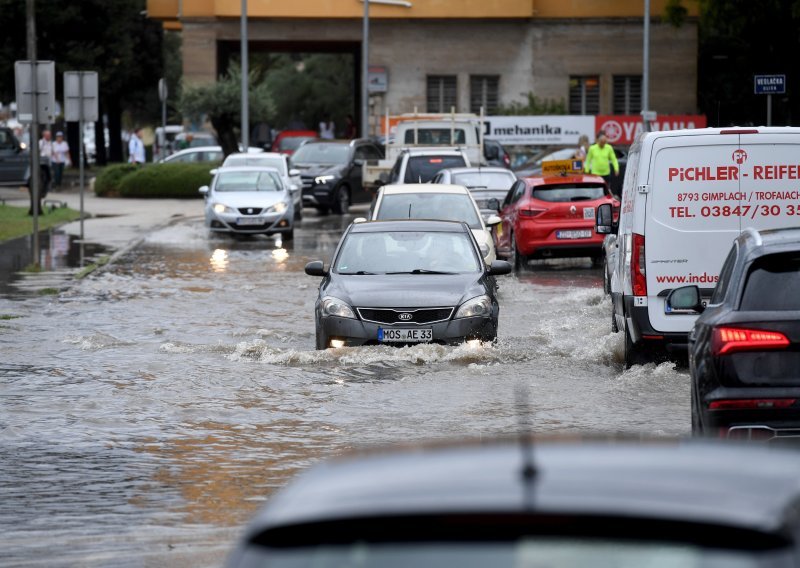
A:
[[148, 0, 698, 132]]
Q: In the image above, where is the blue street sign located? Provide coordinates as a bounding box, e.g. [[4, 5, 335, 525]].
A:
[[754, 75, 786, 95]]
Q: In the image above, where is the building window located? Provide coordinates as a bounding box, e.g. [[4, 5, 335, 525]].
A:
[[470, 75, 499, 114], [569, 75, 600, 115], [427, 75, 457, 113], [613, 75, 642, 115]]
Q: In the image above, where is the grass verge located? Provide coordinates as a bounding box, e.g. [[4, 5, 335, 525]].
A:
[[0, 204, 81, 243], [74, 255, 111, 280]]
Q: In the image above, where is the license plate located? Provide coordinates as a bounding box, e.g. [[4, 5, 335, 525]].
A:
[[556, 229, 592, 239], [583, 206, 595, 220], [237, 217, 263, 226], [378, 328, 433, 343]]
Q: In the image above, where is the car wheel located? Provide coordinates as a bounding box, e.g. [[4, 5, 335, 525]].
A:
[[283, 228, 294, 241], [315, 327, 329, 350], [316, 206, 330, 216], [509, 233, 525, 271], [690, 388, 703, 436], [603, 259, 611, 295], [623, 316, 651, 368], [332, 186, 350, 215], [294, 206, 303, 221]]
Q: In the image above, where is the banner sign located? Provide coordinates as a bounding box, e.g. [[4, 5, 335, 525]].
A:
[[595, 115, 707, 146], [484, 116, 594, 145]]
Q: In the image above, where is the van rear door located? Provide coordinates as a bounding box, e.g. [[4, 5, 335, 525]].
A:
[[645, 134, 741, 333]]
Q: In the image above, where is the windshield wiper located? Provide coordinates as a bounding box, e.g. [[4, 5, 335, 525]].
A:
[[386, 269, 456, 275], [339, 270, 378, 275]]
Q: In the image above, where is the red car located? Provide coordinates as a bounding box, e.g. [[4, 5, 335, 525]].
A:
[[271, 130, 318, 155], [494, 174, 619, 269]]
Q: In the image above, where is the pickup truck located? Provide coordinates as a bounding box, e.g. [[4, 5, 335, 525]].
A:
[[0, 127, 51, 196], [363, 113, 486, 189]]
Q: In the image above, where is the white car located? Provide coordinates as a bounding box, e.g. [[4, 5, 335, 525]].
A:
[[222, 152, 302, 219], [384, 148, 470, 185], [367, 183, 500, 264], [160, 145, 262, 164], [199, 166, 295, 240]]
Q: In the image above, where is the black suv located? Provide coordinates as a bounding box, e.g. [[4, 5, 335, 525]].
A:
[[291, 138, 383, 215], [667, 227, 800, 439], [0, 127, 51, 198]]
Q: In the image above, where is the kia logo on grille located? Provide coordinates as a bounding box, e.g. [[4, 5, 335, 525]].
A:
[[398, 313, 413, 321]]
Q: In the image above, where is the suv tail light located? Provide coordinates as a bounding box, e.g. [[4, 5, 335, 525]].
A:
[[712, 326, 790, 355], [520, 208, 545, 218], [709, 399, 796, 410], [631, 233, 646, 296]]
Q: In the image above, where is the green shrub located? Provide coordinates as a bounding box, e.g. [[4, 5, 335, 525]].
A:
[[94, 163, 138, 196], [118, 163, 216, 199]]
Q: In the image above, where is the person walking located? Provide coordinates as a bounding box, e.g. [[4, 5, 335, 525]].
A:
[[574, 134, 590, 161], [343, 114, 357, 140], [128, 127, 146, 165], [584, 131, 619, 195], [319, 116, 335, 140], [51, 131, 71, 188]]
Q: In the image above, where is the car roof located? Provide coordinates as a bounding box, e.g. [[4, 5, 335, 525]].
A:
[[402, 148, 466, 156], [349, 219, 469, 233], [214, 166, 282, 174], [524, 174, 607, 185], [382, 183, 469, 195], [225, 152, 284, 160], [442, 167, 515, 175], [302, 138, 374, 146], [739, 227, 800, 261], [242, 439, 800, 541]]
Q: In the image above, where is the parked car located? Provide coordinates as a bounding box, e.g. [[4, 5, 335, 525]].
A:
[[483, 138, 512, 168], [496, 174, 618, 270], [291, 139, 384, 215], [368, 183, 500, 264], [222, 152, 303, 219], [173, 131, 216, 150], [666, 227, 800, 439], [384, 148, 470, 185], [431, 166, 517, 222], [160, 145, 262, 164], [199, 166, 295, 239], [226, 437, 800, 568], [271, 130, 317, 155], [304, 219, 510, 349], [599, 127, 800, 369], [0, 126, 51, 195]]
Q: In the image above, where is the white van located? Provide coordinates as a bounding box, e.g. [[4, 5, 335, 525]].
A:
[[597, 127, 800, 367]]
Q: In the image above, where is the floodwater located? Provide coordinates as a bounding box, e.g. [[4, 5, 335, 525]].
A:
[[0, 212, 688, 566]]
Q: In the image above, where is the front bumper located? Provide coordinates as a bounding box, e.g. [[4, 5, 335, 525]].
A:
[[302, 184, 335, 207], [319, 315, 497, 347], [206, 209, 294, 234]]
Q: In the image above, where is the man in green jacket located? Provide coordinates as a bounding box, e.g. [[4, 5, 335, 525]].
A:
[[584, 131, 620, 196]]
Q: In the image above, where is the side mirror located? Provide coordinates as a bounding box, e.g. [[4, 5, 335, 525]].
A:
[[487, 198, 500, 211], [209, 168, 218, 175], [596, 203, 615, 235], [488, 260, 512, 276], [666, 285, 705, 314], [289, 168, 300, 176], [353, 217, 368, 224], [485, 214, 502, 227], [304, 260, 328, 277], [353, 158, 365, 167], [198, 185, 209, 196]]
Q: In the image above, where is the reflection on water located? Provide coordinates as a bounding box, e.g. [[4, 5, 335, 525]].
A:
[[210, 248, 229, 272], [271, 248, 289, 263]]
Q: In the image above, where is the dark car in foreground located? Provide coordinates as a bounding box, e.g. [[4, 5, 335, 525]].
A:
[[226, 438, 800, 567], [305, 220, 511, 349], [292, 139, 383, 215], [668, 227, 800, 440]]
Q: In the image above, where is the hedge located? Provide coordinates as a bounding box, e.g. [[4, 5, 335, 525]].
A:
[[94, 163, 138, 196], [117, 163, 216, 199]]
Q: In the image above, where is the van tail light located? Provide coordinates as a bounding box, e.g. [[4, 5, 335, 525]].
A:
[[711, 326, 790, 356], [709, 399, 796, 411], [520, 208, 545, 217], [631, 233, 647, 296]]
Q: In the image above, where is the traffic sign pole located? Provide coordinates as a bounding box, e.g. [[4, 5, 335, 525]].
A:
[[27, 0, 40, 268]]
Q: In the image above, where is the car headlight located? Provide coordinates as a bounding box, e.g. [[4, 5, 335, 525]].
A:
[[315, 175, 335, 185], [321, 297, 356, 319], [455, 295, 492, 319], [213, 203, 235, 214], [479, 243, 490, 258], [267, 201, 288, 214]]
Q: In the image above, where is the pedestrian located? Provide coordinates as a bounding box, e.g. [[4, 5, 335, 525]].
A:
[[574, 134, 590, 161], [584, 130, 619, 195], [319, 116, 335, 140], [343, 114, 357, 140], [51, 131, 71, 188], [128, 127, 146, 165]]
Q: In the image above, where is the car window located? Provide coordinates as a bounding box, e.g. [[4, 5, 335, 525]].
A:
[[0, 130, 15, 150], [279, 136, 314, 151], [335, 231, 480, 274], [404, 128, 466, 145], [740, 252, 800, 311], [358, 145, 382, 161], [510, 181, 526, 204], [453, 172, 516, 190], [404, 155, 467, 183], [292, 143, 350, 164], [710, 244, 738, 305], [532, 183, 606, 202], [168, 152, 199, 163], [223, 155, 287, 173], [375, 192, 482, 229], [214, 171, 283, 192], [203, 151, 223, 162]]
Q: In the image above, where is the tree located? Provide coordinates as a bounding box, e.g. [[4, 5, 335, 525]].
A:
[[179, 64, 274, 157], [495, 92, 566, 116]]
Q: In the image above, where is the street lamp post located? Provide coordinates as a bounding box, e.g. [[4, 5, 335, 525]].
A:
[[241, 0, 249, 151], [360, 0, 411, 139], [642, 0, 651, 131]]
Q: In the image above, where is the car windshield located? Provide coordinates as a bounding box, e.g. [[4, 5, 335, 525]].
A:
[[292, 143, 350, 164], [740, 252, 800, 310], [404, 155, 468, 183], [533, 183, 606, 202], [335, 231, 480, 274], [453, 172, 516, 190], [279, 136, 314, 151], [237, 538, 794, 567], [223, 155, 287, 174], [214, 171, 283, 192], [376, 193, 482, 229], [404, 128, 467, 145]]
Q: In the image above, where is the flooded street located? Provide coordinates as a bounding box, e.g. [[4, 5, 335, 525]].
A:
[[0, 211, 689, 566]]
